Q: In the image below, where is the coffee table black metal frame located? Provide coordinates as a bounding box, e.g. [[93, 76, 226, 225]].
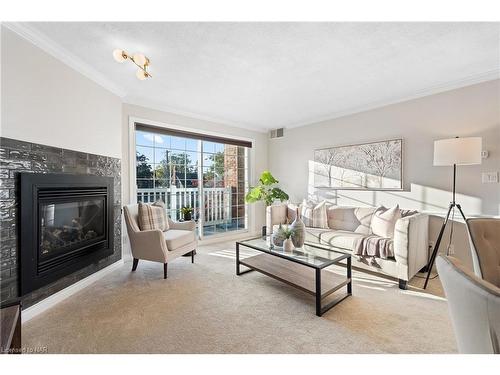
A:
[[236, 238, 352, 317]]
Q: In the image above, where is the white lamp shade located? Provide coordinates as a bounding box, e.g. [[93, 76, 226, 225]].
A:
[[113, 49, 127, 62], [433, 137, 482, 166], [136, 69, 148, 80], [133, 53, 147, 67]]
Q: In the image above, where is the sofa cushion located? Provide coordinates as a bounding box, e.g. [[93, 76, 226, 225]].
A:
[[138, 202, 168, 231], [327, 206, 377, 234], [353, 207, 378, 234], [370, 205, 401, 238], [305, 228, 395, 258], [270, 204, 288, 225], [327, 206, 358, 231], [319, 230, 368, 251], [304, 227, 332, 244], [163, 229, 195, 251]]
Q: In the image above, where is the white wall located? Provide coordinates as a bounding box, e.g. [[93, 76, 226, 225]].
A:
[[1, 27, 122, 159], [121, 103, 269, 240], [269, 80, 500, 268]]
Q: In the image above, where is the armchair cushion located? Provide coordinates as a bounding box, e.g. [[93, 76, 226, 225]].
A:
[[164, 229, 196, 251], [168, 218, 196, 231], [138, 202, 169, 231]]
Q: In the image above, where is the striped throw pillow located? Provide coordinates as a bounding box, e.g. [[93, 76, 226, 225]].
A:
[[301, 200, 329, 229], [138, 201, 168, 231], [151, 200, 169, 227]]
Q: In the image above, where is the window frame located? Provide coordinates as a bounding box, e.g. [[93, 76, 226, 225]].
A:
[[129, 117, 254, 241]]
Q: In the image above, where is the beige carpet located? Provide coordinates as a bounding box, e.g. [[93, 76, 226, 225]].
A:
[[23, 240, 457, 353]]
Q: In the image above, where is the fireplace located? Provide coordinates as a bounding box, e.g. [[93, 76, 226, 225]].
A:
[[20, 173, 114, 295]]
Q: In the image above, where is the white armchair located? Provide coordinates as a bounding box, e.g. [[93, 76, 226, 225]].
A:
[[123, 204, 197, 279]]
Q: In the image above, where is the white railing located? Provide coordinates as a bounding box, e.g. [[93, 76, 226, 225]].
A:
[[137, 187, 232, 224]]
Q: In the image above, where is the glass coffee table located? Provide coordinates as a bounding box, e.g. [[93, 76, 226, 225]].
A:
[[236, 237, 352, 316]]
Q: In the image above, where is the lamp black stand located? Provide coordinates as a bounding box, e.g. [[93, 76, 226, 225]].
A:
[[423, 164, 467, 289]]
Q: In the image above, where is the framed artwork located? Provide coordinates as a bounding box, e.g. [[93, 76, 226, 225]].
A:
[[313, 139, 403, 190]]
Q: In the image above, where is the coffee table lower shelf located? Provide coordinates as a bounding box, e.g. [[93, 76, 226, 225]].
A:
[[237, 253, 352, 316]]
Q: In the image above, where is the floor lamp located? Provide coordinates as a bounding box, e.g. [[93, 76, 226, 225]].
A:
[[423, 136, 482, 289]]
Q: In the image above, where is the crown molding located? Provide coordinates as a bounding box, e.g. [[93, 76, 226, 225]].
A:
[[123, 96, 269, 133], [2, 22, 127, 98], [285, 69, 500, 130]]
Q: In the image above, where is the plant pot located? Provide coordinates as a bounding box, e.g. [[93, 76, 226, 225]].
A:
[[272, 226, 286, 247], [183, 212, 192, 221], [283, 238, 294, 252]]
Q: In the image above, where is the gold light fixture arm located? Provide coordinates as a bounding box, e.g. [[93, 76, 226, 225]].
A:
[[113, 49, 152, 79], [129, 55, 152, 78]]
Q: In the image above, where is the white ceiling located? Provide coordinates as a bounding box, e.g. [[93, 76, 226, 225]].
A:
[[18, 22, 500, 132]]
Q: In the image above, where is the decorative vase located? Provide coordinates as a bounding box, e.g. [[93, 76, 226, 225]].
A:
[[283, 238, 294, 251], [272, 224, 286, 247], [290, 208, 305, 248]]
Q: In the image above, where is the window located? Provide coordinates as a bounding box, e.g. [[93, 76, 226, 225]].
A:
[[135, 126, 250, 238]]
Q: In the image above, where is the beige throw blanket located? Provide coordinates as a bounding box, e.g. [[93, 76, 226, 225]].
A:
[[353, 235, 394, 259]]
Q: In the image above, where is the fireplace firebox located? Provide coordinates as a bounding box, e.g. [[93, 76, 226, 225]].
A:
[[20, 173, 114, 295]]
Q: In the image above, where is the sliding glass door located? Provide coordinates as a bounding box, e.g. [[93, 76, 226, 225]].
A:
[[135, 127, 249, 238]]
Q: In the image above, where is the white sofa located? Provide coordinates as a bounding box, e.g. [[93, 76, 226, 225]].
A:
[[266, 204, 429, 289]]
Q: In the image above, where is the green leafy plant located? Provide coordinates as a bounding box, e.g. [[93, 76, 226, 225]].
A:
[[181, 206, 193, 215], [282, 226, 294, 239], [245, 171, 289, 206]]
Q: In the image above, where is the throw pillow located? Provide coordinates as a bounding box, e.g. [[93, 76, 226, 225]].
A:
[[286, 203, 299, 224], [353, 207, 378, 234], [138, 201, 168, 232], [152, 200, 169, 230], [400, 209, 419, 218], [301, 200, 329, 229], [370, 205, 402, 238]]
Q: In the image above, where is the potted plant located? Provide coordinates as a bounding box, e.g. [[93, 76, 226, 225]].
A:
[[271, 223, 286, 247], [282, 226, 295, 252], [181, 206, 194, 221], [245, 171, 289, 236]]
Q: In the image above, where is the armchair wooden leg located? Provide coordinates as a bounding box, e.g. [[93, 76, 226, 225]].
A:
[[132, 258, 139, 271], [164, 263, 168, 279], [191, 250, 195, 264]]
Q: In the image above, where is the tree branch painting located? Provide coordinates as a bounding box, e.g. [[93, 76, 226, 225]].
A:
[[313, 139, 402, 190]]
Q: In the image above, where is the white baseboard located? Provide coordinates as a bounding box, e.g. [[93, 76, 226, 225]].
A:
[[22, 259, 124, 323]]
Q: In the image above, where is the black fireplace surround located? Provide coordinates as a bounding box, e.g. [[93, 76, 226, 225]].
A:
[[20, 173, 114, 295]]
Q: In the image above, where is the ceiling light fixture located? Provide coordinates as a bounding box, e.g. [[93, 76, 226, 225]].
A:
[[113, 49, 152, 80]]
